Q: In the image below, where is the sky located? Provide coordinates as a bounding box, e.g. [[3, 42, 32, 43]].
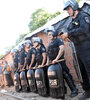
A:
[[0, 0, 65, 55]]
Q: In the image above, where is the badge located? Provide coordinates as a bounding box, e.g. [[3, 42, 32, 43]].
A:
[[75, 22, 78, 25], [85, 17, 90, 24]]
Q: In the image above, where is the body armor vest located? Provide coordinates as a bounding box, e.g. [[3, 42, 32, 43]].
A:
[[47, 39, 59, 61], [36, 48, 43, 65]]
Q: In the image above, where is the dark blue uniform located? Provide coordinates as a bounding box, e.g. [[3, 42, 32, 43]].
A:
[[36, 45, 46, 65], [13, 54, 18, 69], [68, 11, 90, 91], [18, 51, 27, 66], [47, 38, 78, 96], [35, 44, 49, 96], [26, 48, 36, 67], [47, 38, 69, 72]]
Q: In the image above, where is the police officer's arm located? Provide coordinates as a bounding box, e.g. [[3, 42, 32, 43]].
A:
[[68, 14, 90, 37], [46, 56, 50, 66], [39, 46, 47, 66], [29, 54, 35, 68], [34, 63, 38, 69], [41, 52, 47, 66], [55, 45, 64, 61]]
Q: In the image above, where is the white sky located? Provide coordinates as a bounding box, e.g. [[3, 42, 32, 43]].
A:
[[0, 0, 64, 55]]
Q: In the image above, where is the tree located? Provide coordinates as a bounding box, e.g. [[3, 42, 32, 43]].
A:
[[15, 33, 28, 45], [76, 0, 83, 3], [28, 8, 60, 32], [5, 45, 15, 52], [0, 54, 4, 58]]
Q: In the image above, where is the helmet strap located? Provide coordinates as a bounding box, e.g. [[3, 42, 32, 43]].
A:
[[72, 10, 75, 17], [36, 42, 39, 47]]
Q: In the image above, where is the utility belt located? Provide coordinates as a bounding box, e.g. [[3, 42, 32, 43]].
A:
[[71, 33, 90, 45]]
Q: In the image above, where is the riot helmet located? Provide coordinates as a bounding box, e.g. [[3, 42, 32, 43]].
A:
[[64, 0, 79, 11], [24, 40, 33, 49], [45, 26, 58, 37], [32, 37, 43, 44], [32, 37, 43, 47], [17, 45, 24, 52], [23, 40, 32, 46], [11, 49, 18, 55]]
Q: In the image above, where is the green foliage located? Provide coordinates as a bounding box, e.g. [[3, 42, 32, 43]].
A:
[[15, 33, 28, 45], [5, 45, 15, 52], [0, 54, 4, 58], [28, 8, 61, 32], [76, 0, 83, 3]]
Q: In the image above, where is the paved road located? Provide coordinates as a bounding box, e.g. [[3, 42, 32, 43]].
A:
[[0, 84, 89, 100]]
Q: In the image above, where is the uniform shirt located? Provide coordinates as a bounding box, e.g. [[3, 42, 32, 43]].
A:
[[36, 45, 46, 65], [18, 51, 27, 65], [26, 47, 36, 67], [47, 38, 64, 61], [54, 38, 64, 46], [67, 12, 90, 44], [13, 54, 18, 68]]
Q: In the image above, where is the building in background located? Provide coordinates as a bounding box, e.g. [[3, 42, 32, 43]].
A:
[[0, 2, 89, 85]]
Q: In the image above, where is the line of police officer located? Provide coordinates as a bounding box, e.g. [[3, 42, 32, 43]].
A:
[[11, 25, 79, 99], [10, 0, 90, 99]]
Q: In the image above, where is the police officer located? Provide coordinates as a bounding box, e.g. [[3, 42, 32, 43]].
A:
[[32, 37, 47, 67], [46, 26, 78, 98], [32, 37, 49, 96], [11, 48, 21, 92], [18, 45, 27, 71], [25, 40, 37, 92], [11, 49, 18, 73], [61, 0, 90, 99], [25, 40, 36, 69], [18, 44, 28, 92]]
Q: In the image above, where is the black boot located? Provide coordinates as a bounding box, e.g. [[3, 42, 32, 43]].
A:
[[78, 90, 90, 100], [63, 72, 78, 98]]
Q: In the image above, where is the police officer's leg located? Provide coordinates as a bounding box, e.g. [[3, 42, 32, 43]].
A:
[[78, 57, 90, 90], [5, 74, 10, 87], [78, 57, 90, 100], [60, 61, 78, 97], [43, 67, 49, 95], [9, 72, 14, 86]]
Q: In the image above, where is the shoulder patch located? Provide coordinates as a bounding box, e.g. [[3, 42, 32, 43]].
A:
[[59, 38, 63, 42], [85, 17, 90, 24], [32, 49, 36, 53], [42, 47, 45, 51]]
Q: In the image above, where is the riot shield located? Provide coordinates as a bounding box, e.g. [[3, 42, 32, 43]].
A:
[[14, 72, 21, 92], [35, 67, 49, 96], [70, 42, 83, 83], [48, 63, 65, 99], [20, 71, 28, 92], [27, 69, 37, 92]]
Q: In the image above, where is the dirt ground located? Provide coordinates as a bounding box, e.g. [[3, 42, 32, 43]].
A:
[[0, 84, 90, 100]]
